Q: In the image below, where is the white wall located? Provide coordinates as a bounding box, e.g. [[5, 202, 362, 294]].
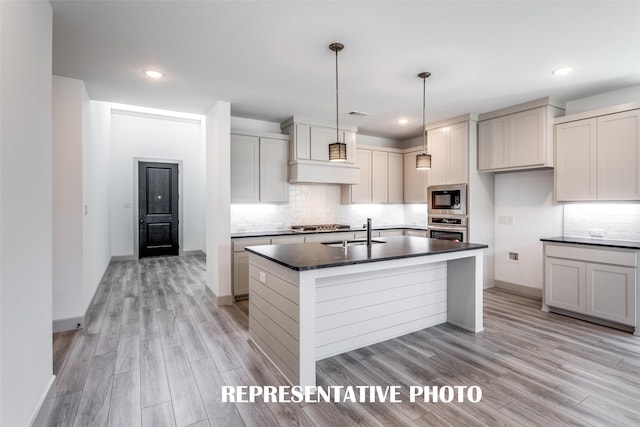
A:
[[0, 1, 54, 425], [110, 110, 205, 256], [564, 203, 640, 242], [231, 183, 407, 232], [83, 100, 112, 310], [52, 76, 84, 323], [494, 170, 562, 290], [231, 116, 280, 133], [206, 101, 232, 302]]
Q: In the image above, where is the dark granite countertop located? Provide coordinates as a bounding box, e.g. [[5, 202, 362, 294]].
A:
[[231, 225, 428, 239], [245, 235, 488, 271], [541, 236, 640, 250]]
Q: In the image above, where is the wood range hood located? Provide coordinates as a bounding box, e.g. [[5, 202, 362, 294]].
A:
[[288, 159, 361, 185]]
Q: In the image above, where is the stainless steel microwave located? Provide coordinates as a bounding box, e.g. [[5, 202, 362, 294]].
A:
[[427, 184, 467, 215]]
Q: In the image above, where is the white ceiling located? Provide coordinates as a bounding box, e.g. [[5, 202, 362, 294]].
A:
[[51, 1, 640, 140]]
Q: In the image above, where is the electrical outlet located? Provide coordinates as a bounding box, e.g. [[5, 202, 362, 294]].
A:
[[259, 271, 266, 283], [509, 252, 519, 261], [589, 228, 605, 238], [507, 216, 514, 225]]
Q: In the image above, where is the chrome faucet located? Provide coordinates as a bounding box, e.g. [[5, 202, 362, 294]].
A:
[[363, 217, 372, 246]]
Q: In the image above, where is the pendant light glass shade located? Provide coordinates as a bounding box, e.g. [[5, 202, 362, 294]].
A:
[[416, 152, 432, 169], [416, 71, 432, 170], [328, 42, 347, 162], [329, 141, 347, 162]]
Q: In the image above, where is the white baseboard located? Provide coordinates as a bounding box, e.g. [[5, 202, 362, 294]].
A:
[[216, 294, 234, 306], [110, 255, 136, 262], [29, 375, 56, 427], [182, 250, 205, 257], [494, 280, 542, 299], [52, 316, 84, 333]]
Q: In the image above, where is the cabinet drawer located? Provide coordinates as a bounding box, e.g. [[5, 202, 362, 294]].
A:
[[546, 244, 637, 267], [233, 238, 272, 252], [270, 236, 305, 245], [304, 232, 355, 243]]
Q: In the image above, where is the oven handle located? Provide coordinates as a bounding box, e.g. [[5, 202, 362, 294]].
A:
[[428, 225, 467, 232]]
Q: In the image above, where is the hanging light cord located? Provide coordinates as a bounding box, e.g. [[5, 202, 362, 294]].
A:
[[335, 46, 339, 144], [422, 76, 426, 153]]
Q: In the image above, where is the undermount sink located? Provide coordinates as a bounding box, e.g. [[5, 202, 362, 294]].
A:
[[322, 239, 386, 248]]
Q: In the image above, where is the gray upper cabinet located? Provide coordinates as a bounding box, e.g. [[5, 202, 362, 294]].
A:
[[403, 150, 429, 203], [281, 116, 357, 164], [341, 147, 404, 204], [427, 121, 469, 185], [478, 98, 565, 172], [555, 106, 640, 202], [230, 130, 289, 203], [230, 134, 260, 202]]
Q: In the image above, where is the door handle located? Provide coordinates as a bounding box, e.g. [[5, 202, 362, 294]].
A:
[[139, 218, 145, 223]]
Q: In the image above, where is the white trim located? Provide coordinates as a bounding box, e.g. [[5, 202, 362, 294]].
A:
[[52, 316, 84, 333], [110, 255, 137, 262], [478, 96, 566, 121], [554, 102, 640, 125], [109, 102, 204, 122], [133, 158, 184, 259], [182, 250, 205, 257], [28, 375, 56, 427]]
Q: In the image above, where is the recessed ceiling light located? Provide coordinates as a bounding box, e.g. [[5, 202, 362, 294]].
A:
[[144, 70, 163, 79], [398, 118, 409, 125], [552, 67, 573, 76]]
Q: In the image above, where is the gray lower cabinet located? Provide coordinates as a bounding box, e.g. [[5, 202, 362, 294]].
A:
[[232, 235, 306, 298], [543, 242, 638, 328], [232, 238, 271, 297]]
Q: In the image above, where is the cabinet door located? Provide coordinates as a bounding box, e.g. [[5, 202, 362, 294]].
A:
[[447, 122, 469, 184], [304, 232, 355, 243], [388, 153, 404, 203], [371, 151, 388, 203], [478, 116, 508, 171], [427, 127, 447, 186], [233, 251, 250, 296], [259, 137, 289, 203], [230, 134, 260, 202], [349, 149, 372, 203], [403, 152, 428, 203], [343, 130, 357, 164], [597, 110, 640, 200], [294, 124, 311, 160], [586, 264, 636, 325], [378, 229, 404, 237], [509, 107, 545, 168], [310, 126, 339, 161], [545, 258, 586, 312], [554, 119, 597, 201]]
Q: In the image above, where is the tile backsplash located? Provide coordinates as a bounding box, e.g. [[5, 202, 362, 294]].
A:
[[230, 183, 425, 232], [563, 203, 640, 242]]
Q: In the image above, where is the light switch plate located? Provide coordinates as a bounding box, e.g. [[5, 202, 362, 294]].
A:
[[259, 271, 266, 283]]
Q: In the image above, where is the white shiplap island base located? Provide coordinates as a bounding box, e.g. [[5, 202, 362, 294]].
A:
[[245, 236, 486, 387]]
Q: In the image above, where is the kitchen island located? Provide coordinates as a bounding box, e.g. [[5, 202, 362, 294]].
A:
[[245, 236, 487, 387]]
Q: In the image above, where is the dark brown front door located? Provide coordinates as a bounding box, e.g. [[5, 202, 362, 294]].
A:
[[138, 161, 179, 258]]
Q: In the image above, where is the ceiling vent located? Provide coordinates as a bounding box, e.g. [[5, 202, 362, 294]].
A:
[[349, 111, 370, 117]]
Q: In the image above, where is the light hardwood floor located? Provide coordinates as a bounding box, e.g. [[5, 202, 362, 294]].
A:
[[40, 255, 640, 426]]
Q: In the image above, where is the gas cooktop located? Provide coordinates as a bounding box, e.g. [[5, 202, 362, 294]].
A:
[[290, 224, 351, 232]]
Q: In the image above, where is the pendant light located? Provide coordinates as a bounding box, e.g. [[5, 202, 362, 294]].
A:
[[416, 72, 432, 170], [328, 42, 347, 162]]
